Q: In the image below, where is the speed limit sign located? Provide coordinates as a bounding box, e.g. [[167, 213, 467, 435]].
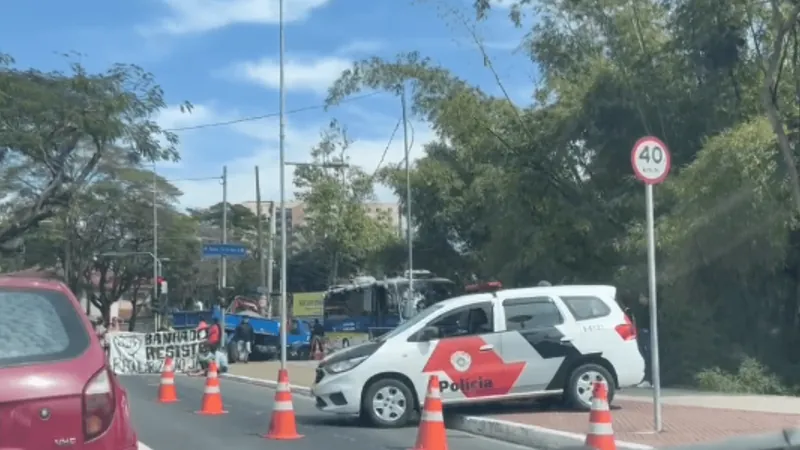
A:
[[631, 136, 671, 185]]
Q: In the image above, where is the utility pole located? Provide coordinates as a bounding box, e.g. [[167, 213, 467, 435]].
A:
[[267, 201, 276, 319], [220, 165, 228, 344], [278, 0, 288, 370], [401, 85, 414, 294], [152, 162, 159, 331], [255, 167, 267, 314]]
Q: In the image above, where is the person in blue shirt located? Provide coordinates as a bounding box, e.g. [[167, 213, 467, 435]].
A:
[[233, 316, 255, 363]]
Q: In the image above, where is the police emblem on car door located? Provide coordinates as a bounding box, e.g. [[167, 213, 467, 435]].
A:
[[421, 301, 525, 402]]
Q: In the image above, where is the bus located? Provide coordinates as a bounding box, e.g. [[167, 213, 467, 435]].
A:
[[322, 271, 458, 350]]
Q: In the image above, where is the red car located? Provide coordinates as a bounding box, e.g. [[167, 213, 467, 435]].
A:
[[0, 276, 138, 449]]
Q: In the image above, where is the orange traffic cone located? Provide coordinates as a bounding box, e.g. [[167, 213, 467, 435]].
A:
[[195, 361, 227, 415], [157, 357, 179, 403], [585, 382, 616, 450], [263, 369, 302, 440], [413, 375, 448, 450]]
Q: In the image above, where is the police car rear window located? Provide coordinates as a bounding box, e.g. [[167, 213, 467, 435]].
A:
[[0, 288, 90, 368], [504, 297, 563, 329], [561, 296, 611, 321]]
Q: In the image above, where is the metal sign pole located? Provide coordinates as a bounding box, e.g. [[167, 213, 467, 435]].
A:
[[631, 136, 671, 434], [645, 183, 662, 432]]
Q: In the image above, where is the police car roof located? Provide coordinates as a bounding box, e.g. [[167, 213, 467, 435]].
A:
[[441, 284, 616, 308]]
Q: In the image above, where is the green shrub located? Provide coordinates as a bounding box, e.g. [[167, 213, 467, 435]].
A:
[[694, 357, 790, 395]]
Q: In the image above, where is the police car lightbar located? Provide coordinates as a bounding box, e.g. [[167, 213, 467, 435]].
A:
[[465, 281, 503, 293]]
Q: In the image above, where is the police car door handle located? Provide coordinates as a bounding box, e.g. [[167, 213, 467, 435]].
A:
[[479, 344, 494, 352], [560, 337, 573, 342]]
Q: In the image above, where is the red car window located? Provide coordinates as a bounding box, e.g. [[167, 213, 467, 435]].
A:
[[0, 288, 90, 368]]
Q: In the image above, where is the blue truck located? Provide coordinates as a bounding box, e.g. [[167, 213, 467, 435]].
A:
[[171, 301, 312, 362]]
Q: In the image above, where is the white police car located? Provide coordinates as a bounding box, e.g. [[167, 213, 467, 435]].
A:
[[310, 283, 645, 427]]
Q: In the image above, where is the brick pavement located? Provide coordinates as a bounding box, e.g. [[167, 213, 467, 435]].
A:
[[224, 362, 800, 447], [480, 399, 800, 447]]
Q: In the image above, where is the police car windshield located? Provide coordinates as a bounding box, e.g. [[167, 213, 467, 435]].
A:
[[377, 303, 445, 341]]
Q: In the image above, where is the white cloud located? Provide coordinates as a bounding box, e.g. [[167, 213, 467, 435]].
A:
[[158, 103, 219, 131], [143, 0, 331, 35], [231, 56, 352, 94], [172, 110, 435, 209]]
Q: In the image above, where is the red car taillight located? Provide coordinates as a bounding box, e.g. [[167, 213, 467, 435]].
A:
[[83, 368, 116, 442], [615, 314, 637, 341]]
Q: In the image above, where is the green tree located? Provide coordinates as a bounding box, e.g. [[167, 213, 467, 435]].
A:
[[318, 0, 800, 390], [23, 159, 200, 326], [0, 54, 189, 249], [294, 120, 397, 283]]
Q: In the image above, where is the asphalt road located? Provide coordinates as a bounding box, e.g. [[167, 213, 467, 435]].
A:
[[122, 374, 534, 450]]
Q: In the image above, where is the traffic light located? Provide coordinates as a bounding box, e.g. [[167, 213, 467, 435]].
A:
[[156, 277, 168, 296]]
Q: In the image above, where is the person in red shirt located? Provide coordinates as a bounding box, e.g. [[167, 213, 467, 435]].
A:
[[207, 318, 222, 352]]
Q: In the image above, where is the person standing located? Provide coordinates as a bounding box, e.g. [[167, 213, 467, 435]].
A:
[[234, 316, 254, 363], [310, 319, 325, 356]]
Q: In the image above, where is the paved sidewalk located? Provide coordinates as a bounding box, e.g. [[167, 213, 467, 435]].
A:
[[229, 360, 317, 386], [477, 400, 800, 447], [618, 387, 800, 414], [223, 362, 800, 448]]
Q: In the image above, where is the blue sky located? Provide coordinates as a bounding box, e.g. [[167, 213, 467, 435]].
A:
[[0, 0, 535, 208]]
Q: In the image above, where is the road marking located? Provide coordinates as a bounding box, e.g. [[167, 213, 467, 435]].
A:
[[138, 441, 154, 450]]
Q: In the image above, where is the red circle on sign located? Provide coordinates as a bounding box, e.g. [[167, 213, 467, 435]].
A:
[[631, 136, 671, 185]]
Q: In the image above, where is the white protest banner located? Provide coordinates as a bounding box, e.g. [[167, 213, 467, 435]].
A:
[[108, 328, 208, 375]]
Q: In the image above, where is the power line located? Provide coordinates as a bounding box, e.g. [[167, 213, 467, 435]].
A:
[[371, 119, 402, 179], [164, 92, 381, 132], [393, 120, 416, 169]]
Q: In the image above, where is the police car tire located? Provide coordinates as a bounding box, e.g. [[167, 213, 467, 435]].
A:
[[565, 363, 615, 411], [360, 378, 414, 428]]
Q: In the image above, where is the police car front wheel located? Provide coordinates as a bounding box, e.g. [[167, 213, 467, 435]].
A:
[[565, 363, 615, 410], [361, 378, 414, 428]]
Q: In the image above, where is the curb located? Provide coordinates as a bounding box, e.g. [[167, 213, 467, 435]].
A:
[[221, 373, 652, 450], [445, 415, 652, 450]]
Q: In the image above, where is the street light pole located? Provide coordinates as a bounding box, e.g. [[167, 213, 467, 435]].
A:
[[279, 0, 288, 370], [221, 165, 228, 288], [152, 162, 159, 332], [267, 201, 276, 319], [401, 85, 414, 293], [220, 165, 228, 345], [255, 167, 268, 316]]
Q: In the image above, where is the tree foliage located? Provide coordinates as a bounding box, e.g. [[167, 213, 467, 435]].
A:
[[322, 0, 800, 388], [0, 54, 188, 248], [294, 120, 400, 283], [6, 0, 800, 390]]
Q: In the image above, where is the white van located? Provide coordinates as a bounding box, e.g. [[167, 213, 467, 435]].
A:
[[310, 284, 645, 427]]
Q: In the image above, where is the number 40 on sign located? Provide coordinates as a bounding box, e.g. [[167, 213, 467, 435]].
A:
[[631, 136, 671, 185]]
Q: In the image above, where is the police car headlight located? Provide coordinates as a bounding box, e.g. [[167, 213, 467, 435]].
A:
[[325, 356, 367, 374]]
